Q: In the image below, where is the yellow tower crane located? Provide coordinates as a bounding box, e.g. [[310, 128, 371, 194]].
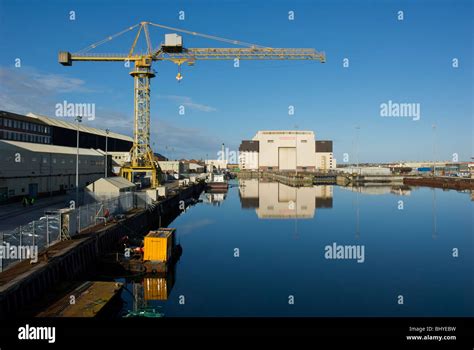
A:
[[59, 21, 325, 188]]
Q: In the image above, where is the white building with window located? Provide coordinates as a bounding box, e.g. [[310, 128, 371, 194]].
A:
[[238, 140, 259, 171], [238, 130, 335, 172]]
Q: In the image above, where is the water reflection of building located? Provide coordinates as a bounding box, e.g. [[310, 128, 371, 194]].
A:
[[340, 185, 411, 196], [202, 191, 227, 206], [239, 179, 333, 219]]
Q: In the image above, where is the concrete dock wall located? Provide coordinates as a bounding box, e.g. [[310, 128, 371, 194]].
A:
[[0, 182, 204, 319]]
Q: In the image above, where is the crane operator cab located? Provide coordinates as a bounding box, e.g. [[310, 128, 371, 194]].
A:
[[162, 33, 183, 53]]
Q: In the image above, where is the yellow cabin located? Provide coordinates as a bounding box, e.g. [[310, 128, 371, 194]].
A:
[[143, 228, 175, 262]]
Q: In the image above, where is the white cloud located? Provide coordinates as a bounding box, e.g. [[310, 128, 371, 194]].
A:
[[32, 73, 91, 93], [0, 66, 92, 115], [0, 66, 220, 159], [157, 94, 217, 112]]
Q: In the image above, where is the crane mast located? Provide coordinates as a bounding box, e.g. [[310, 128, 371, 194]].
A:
[[59, 21, 325, 188]]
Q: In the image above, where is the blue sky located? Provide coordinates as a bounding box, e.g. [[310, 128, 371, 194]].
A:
[[0, 0, 472, 162]]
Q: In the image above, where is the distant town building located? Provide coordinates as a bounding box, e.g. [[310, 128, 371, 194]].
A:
[[108, 151, 131, 174], [205, 159, 228, 172], [187, 162, 205, 173], [158, 161, 188, 174], [177, 159, 205, 173], [239, 141, 259, 171], [227, 163, 239, 171], [315, 140, 335, 171], [238, 130, 335, 172]]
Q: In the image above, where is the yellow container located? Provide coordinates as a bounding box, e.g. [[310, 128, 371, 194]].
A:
[[143, 228, 175, 262]]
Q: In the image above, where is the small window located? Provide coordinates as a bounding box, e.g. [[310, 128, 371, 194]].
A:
[[267, 140, 274, 143], [267, 206, 274, 210], [301, 140, 307, 143]]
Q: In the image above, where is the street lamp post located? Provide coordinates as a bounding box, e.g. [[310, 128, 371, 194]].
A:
[[105, 128, 110, 178], [355, 125, 360, 175], [75, 116, 82, 205], [432, 124, 436, 176]]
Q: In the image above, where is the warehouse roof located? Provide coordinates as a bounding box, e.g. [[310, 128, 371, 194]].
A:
[[0, 140, 104, 156], [99, 177, 136, 189], [0, 110, 49, 125], [257, 130, 314, 135], [27, 113, 133, 142]]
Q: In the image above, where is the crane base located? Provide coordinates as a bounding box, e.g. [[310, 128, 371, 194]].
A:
[[120, 165, 158, 189]]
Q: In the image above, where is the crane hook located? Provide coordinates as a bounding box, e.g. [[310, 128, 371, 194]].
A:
[[176, 64, 183, 82]]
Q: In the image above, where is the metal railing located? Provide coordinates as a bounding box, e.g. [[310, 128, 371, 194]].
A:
[[0, 192, 145, 272], [74, 192, 135, 234], [0, 213, 60, 271]]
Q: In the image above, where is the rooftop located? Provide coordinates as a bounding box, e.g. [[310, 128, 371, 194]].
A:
[[98, 177, 136, 189], [27, 112, 133, 142], [0, 140, 105, 156], [256, 130, 314, 135]]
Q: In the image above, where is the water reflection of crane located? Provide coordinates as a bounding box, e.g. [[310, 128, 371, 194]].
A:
[[125, 267, 176, 318], [292, 185, 299, 240], [432, 188, 437, 240], [354, 187, 360, 240]]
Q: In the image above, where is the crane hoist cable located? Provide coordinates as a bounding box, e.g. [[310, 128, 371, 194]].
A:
[[74, 21, 274, 56], [76, 24, 140, 54], [147, 22, 271, 49]]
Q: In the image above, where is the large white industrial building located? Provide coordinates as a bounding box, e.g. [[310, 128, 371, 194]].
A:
[[239, 130, 335, 172]]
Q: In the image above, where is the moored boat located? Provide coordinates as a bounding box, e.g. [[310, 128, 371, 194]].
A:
[[206, 173, 229, 190]]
